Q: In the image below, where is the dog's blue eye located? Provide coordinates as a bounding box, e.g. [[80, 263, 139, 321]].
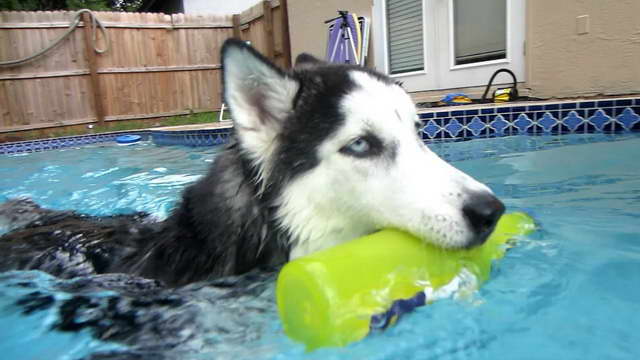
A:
[[340, 135, 383, 158], [340, 134, 384, 158], [347, 138, 370, 154]]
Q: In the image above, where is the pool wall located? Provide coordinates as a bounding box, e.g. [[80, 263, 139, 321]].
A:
[[418, 97, 640, 141], [0, 132, 149, 155], [150, 127, 232, 147], [0, 97, 638, 156]]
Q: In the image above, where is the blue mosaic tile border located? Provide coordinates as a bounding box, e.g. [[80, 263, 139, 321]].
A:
[[0, 126, 234, 155], [418, 97, 640, 142], [150, 127, 232, 147], [0, 131, 150, 155], [2, 97, 638, 155]]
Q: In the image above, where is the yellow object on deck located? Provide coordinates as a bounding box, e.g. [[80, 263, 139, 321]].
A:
[[276, 212, 536, 350]]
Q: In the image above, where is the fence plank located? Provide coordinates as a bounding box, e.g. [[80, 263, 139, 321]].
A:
[[279, 0, 292, 68], [262, 1, 275, 61], [232, 14, 241, 38], [0, 69, 90, 80], [81, 12, 106, 126]]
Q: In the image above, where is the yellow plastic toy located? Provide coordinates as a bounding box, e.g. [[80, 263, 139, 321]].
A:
[[276, 212, 535, 350]]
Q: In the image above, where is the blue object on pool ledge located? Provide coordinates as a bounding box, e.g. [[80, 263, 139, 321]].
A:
[[116, 134, 141, 144]]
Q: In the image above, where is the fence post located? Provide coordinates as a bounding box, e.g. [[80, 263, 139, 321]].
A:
[[232, 14, 241, 39], [81, 12, 106, 126], [279, 0, 292, 68], [262, 1, 275, 62]]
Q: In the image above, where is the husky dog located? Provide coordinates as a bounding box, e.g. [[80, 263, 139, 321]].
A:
[[0, 39, 504, 287]]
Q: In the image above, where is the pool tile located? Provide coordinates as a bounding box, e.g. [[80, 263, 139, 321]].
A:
[[538, 112, 558, 133], [601, 107, 615, 117], [563, 111, 585, 132], [489, 114, 510, 135], [444, 118, 464, 137], [613, 107, 627, 117], [513, 114, 533, 133], [579, 101, 596, 109], [616, 107, 640, 130], [602, 121, 616, 132], [586, 108, 599, 117], [466, 116, 487, 136], [422, 120, 441, 138], [544, 111, 560, 120], [588, 110, 611, 131], [597, 100, 614, 108]]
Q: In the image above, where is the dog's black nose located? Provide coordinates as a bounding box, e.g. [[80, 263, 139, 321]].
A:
[[462, 192, 505, 246]]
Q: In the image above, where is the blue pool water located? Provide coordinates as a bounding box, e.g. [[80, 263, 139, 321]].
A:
[[1, 134, 639, 359]]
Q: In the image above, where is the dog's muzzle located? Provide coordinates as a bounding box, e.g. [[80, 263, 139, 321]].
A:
[[462, 192, 505, 248]]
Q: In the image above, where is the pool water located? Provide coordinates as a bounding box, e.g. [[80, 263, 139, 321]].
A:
[[1, 134, 639, 359], [0, 142, 221, 222]]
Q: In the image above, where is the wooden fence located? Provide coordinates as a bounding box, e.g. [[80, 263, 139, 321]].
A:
[[0, 0, 291, 133]]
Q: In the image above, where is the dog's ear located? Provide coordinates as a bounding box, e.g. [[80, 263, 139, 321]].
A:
[[294, 53, 325, 68], [222, 39, 299, 159]]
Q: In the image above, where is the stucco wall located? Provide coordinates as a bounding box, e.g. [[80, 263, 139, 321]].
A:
[[287, 0, 373, 65], [526, 0, 640, 98]]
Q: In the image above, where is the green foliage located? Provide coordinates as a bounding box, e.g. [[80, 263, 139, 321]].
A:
[[0, 0, 61, 11], [66, 0, 110, 11], [110, 0, 143, 12], [0, 0, 142, 11]]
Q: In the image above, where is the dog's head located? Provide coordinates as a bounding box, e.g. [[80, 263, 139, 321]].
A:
[[221, 39, 504, 259]]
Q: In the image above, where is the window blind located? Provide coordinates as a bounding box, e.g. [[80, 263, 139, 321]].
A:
[[386, 0, 424, 74]]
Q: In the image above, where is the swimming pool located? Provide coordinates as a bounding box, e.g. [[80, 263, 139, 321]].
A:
[[1, 133, 639, 359]]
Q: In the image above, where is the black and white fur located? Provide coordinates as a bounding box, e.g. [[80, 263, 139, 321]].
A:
[[0, 39, 504, 287]]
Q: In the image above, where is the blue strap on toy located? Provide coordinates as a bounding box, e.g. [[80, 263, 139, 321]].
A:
[[369, 291, 426, 332]]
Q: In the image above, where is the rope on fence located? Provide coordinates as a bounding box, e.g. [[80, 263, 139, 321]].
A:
[[0, 9, 110, 67]]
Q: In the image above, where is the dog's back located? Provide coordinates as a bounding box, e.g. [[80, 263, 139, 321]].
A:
[[119, 145, 289, 286], [0, 198, 157, 278]]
